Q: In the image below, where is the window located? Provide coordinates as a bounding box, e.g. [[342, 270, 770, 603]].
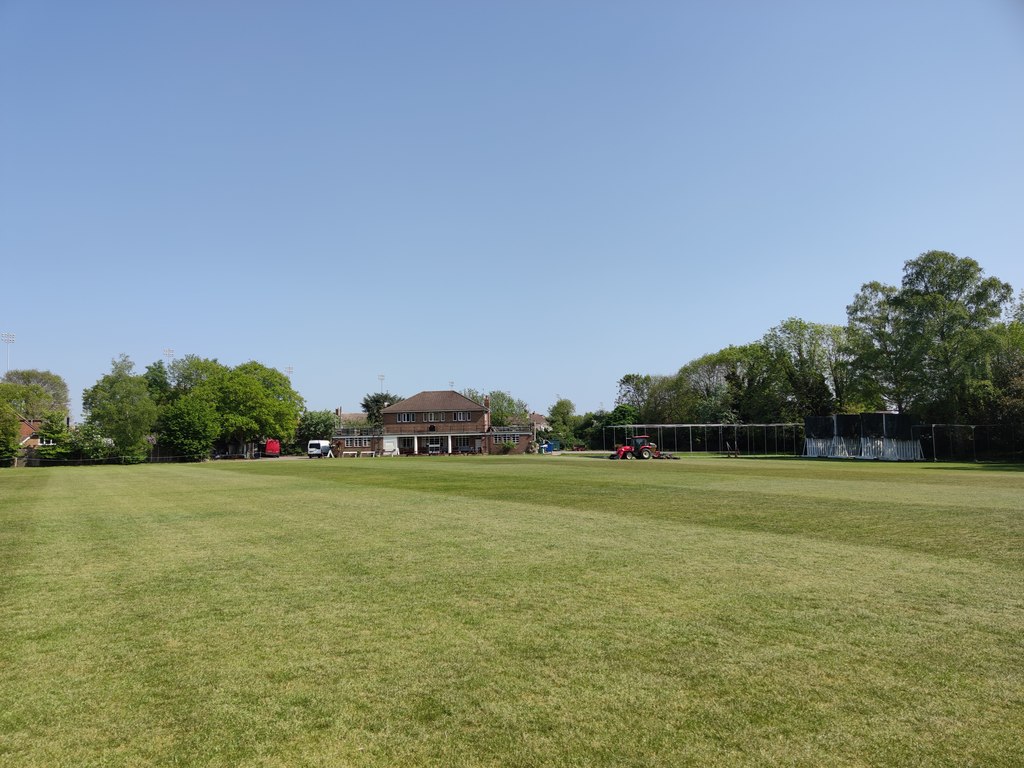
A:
[[425, 412, 445, 423], [455, 436, 472, 449], [454, 411, 470, 422], [345, 437, 371, 448], [397, 413, 415, 423]]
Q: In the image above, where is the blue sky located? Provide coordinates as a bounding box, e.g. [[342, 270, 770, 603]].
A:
[[3, 1, 1023, 420]]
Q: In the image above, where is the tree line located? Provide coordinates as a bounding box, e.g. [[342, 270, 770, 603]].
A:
[[1, 354, 538, 464], [4, 250, 1021, 463], [542, 251, 1023, 449], [1, 355, 306, 464]]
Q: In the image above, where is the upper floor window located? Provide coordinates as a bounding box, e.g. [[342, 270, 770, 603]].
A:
[[425, 412, 445, 423], [454, 411, 470, 422], [397, 413, 415, 423]]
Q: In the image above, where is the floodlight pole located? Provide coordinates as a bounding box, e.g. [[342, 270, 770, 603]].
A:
[[378, 373, 384, 393], [1, 332, 13, 373]]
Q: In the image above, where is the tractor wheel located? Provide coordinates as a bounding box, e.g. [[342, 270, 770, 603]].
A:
[[624, 451, 635, 460], [639, 448, 652, 460]]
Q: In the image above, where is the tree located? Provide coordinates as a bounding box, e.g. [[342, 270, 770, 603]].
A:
[[846, 281, 921, 413], [718, 343, 791, 423], [818, 324, 862, 413], [297, 409, 339, 446], [484, 390, 529, 426], [988, 319, 1024, 423], [606, 403, 639, 425], [1, 370, 69, 416], [33, 411, 72, 463], [615, 374, 653, 418], [143, 360, 173, 406], [158, 394, 220, 461], [894, 251, 1012, 421], [546, 398, 580, 448], [0, 400, 19, 465], [461, 388, 529, 426], [361, 392, 403, 426], [214, 362, 303, 449], [676, 352, 738, 423], [82, 355, 159, 463], [68, 422, 112, 463], [0, 381, 51, 422], [763, 318, 836, 418], [169, 355, 229, 396]]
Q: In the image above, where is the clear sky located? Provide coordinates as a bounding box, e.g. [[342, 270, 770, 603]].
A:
[[3, 1, 1023, 420]]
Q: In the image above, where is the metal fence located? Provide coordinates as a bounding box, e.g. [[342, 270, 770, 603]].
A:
[[603, 422, 1024, 461], [914, 424, 1024, 462], [602, 424, 804, 456]]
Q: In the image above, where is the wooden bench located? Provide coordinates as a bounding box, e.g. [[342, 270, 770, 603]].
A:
[[359, 450, 375, 458], [341, 451, 358, 458]]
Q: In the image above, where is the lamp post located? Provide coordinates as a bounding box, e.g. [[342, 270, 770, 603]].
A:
[[378, 373, 384, 393], [1, 332, 13, 373]]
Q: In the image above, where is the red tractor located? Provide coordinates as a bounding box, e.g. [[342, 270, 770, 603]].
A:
[[612, 435, 662, 460]]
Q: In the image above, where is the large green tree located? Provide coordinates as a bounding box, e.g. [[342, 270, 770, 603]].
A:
[[894, 251, 1012, 421], [846, 281, 921, 413], [0, 381, 50, 422], [143, 360, 173, 406], [1, 370, 69, 416], [987, 318, 1024, 423], [709, 343, 790, 423], [82, 355, 159, 463], [213, 362, 303, 449], [157, 394, 220, 461], [297, 409, 339, 446], [615, 374, 654, 420], [169, 355, 229, 396], [675, 351, 738, 423], [546, 398, 580, 448], [762, 318, 837, 418]]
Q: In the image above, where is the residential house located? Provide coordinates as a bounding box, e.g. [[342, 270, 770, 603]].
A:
[[378, 390, 532, 455], [18, 418, 45, 449], [529, 412, 549, 437]]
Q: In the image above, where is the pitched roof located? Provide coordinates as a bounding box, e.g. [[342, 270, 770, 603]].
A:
[[381, 390, 486, 413]]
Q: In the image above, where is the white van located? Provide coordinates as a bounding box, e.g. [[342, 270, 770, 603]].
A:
[[307, 439, 332, 458]]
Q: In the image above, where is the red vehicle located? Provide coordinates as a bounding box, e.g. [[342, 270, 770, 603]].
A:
[[261, 439, 281, 458], [612, 435, 662, 460]]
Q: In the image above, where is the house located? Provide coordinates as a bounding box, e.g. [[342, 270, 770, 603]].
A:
[[18, 418, 45, 448], [529, 412, 549, 436], [377, 390, 532, 455]]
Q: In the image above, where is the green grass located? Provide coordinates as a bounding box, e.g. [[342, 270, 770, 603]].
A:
[[1, 455, 1022, 766]]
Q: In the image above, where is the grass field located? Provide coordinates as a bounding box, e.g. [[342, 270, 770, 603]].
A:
[[1, 455, 1022, 766]]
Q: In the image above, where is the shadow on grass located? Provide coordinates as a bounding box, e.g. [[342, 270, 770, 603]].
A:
[[922, 461, 1024, 472]]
